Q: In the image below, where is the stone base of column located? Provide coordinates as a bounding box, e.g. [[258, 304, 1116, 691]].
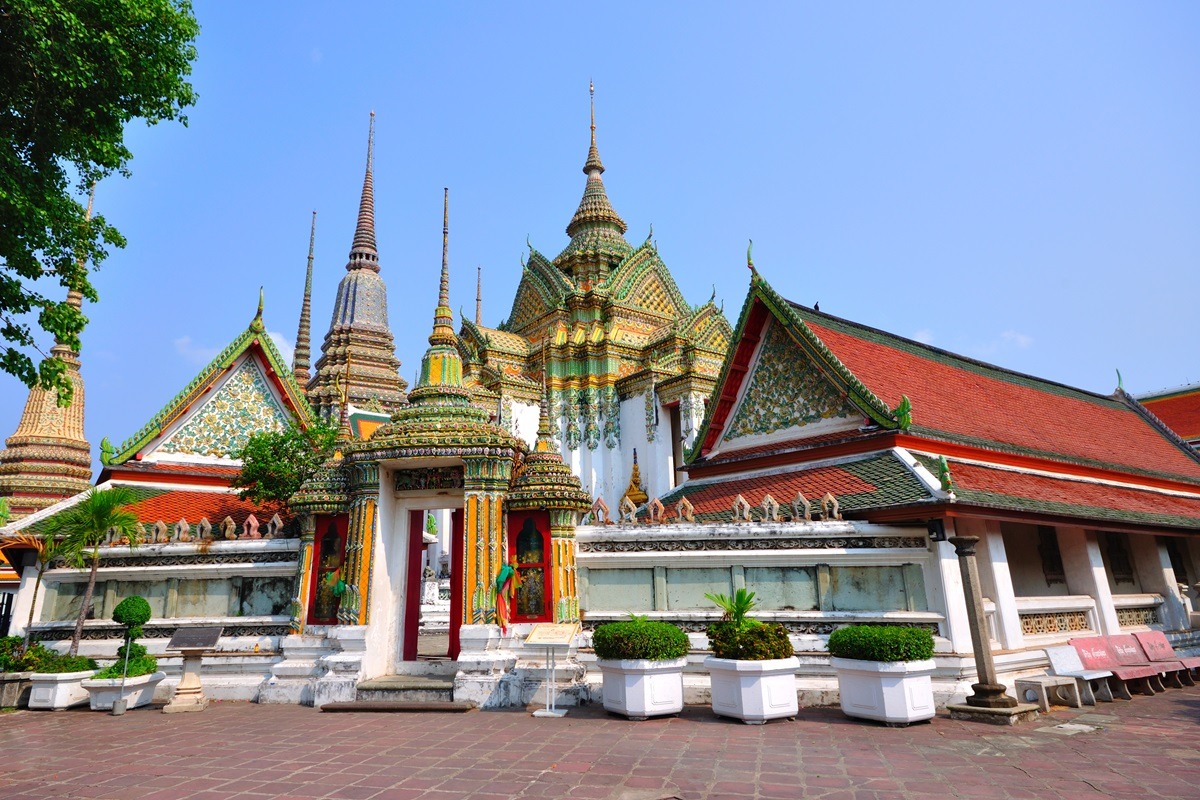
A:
[[964, 682, 1019, 709], [947, 702, 1040, 726]]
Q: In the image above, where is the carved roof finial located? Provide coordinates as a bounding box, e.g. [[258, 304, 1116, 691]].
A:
[[475, 265, 482, 326], [293, 210, 316, 386], [347, 111, 379, 272], [747, 239, 755, 272], [251, 287, 265, 332], [585, 79, 603, 175]]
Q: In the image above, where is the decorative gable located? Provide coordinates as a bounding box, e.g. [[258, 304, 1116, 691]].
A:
[[157, 356, 291, 459], [723, 319, 858, 444]]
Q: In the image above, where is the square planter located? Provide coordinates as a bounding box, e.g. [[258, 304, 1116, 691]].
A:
[[1, 671, 34, 708], [704, 655, 799, 724], [28, 670, 96, 710], [831, 657, 936, 725], [596, 657, 686, 720], [82, 671, 166, 712]]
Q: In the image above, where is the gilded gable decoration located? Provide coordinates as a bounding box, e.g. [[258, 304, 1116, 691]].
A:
[[159, 358, 291, 458]]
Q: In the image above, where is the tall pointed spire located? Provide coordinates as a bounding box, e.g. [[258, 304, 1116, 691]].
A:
[[556, 81, 630, 270], [430, 188, 455, 347], [348, 111, 379, 272], [307, 112, 406, 423], [293, 210, 316, 387], [0, 185, 95, 521], [475, 266, 482, 326]]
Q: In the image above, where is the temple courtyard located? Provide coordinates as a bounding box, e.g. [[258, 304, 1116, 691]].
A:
[[2, 689, 1198, 800]]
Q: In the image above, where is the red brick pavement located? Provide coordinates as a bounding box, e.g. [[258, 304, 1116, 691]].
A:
[[2, 688, 1199, 800]]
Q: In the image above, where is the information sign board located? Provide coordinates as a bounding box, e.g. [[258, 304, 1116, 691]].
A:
[[166, 626, 223, 651], [525, 623, 579, 648]]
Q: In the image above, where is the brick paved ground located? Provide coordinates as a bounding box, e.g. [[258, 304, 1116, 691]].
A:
[[3, 688, 1199, 800]]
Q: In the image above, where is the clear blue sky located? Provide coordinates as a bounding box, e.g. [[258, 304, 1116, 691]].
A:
[[4, 3, 1198, 477]]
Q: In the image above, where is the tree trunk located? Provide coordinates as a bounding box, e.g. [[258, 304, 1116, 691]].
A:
[[23, 566, 45, 650], [69, 548, 100, 657]]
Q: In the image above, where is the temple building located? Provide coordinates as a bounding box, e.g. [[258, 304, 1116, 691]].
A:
[[3, 93, 1198, 709]]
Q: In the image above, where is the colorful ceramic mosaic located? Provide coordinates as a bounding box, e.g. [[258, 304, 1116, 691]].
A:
[[159, 358, 290, 458], [724, 320, 855, 442]]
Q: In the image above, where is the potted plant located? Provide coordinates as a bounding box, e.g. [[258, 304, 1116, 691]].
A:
[[82, 595, 165, 712], [827, 624, 937, 726], [593, 615, 690, 720], [28, 648, 99, 710], [703, 588, 799, 724]]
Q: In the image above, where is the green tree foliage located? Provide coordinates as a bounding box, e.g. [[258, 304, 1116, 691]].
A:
[[44, 486, 141, 656], [0, 0, 199, 402], [232, 421, 338, 511]]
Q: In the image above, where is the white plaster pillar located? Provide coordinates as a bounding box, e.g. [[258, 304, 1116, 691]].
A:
[[1057, 526, 1120, 635], [1128, 534, 1188, 631], [959, 518, 1024, 650], [928, 521, 973, 653], [8, 565, 40, 639]]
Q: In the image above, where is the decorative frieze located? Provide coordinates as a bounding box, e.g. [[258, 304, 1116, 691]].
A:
[[579, 535, 926, 553], [1116, 606, 1159, 628], [394, 466, 464, 492], [1019, 610, 1091, 636], [31, 623, 291, 641]]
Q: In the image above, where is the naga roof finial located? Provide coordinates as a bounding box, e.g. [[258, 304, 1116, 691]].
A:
[[747, 239, 755, 272], [251, 286, 265, 332], [1116, 368, 1124, 391]]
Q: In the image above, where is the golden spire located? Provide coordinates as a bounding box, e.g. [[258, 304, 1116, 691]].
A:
[[428, 187, 455, 347], [475, 265, 482, 326], [584, 79, 604, 175]]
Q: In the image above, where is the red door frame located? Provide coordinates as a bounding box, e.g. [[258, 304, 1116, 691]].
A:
[[401, 510, 424, 661], [307, 514, 348, 626], [507, 510, 553, 624], [448, 509, 463, 660]]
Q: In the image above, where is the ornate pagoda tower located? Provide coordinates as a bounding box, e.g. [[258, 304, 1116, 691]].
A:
[[308, 113, 407, 422], [0, 195, 97, 522]]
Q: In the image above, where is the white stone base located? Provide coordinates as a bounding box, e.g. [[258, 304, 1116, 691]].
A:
[[29, 670, 96, 710], [705, 656, 800, 724], [83, 671, 166, 711], [831, 657, 937, 725], [597, 658, 686, 719], [258, 634, 335, 706]]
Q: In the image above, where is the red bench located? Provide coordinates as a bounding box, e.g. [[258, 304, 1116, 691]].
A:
[[1069, 636, 1165, 697], [1108, 634, 1189, 689], [1133, 631, 1200, 685]]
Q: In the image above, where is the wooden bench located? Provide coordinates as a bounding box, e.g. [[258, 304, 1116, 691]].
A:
[[1044, 645, 1114, 704], [1109, 634, 1189, 689], [1134, 631, 1200, 685], [1069, 636, 1163, 697]]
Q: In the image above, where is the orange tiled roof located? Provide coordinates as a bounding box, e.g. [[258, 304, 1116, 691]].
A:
[[930, 456, 1200, 530], [124, 489, 272, 525], [797, 311, 1200, 483], [1141, 389, 1200, 442]]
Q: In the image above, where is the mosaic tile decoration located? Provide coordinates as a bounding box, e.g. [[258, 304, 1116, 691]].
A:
[[724, 320, 855, 442], [159, 358, 290, 458]]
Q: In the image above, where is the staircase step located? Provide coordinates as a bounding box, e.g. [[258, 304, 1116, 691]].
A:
[[321, 700, 474, 713], [358, 675, 455, 691]]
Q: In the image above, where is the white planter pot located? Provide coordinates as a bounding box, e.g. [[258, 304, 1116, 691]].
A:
[[596, 658, 686, 720], [704, 655, 799, 724], [831, 657, 936, 725], [28, 670, 96, 710], [82, 671, 166, 711]]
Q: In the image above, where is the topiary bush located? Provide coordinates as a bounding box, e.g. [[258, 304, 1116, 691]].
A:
[[593, 618, 689, 661], [706, 619, 795, 660], [102, 595, 157, 679], [826, 625, 935, 662]]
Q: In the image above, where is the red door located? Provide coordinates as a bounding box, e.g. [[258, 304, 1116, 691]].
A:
[[448, 509, 463, 660], [308, 515, 348, 625], [507, 510, 552, 623], [401, 510, 424, 661]]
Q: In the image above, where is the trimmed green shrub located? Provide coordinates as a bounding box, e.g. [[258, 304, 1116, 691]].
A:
[[826, 625, 935, 662], [105, 595, 157, 678], [112, 596, 152, 640], [0, 636, 55, 672], [33, 651, 99, 673], [707, 620, 794, 661], [593, 619, 689, 661]]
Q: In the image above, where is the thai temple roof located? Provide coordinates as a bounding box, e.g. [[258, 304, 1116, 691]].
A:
[[1138, 382, 1200, 446], [308, 112, 407, 423], [667, 270, 1200, 532]]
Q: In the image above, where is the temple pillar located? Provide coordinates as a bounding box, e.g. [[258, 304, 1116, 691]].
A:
[[549, 509, 579, 622], [1057, 526, 1121, 635], [291, 513, 316, 633], [340, 463, 379, 625], [1129, 534, 1188, 631], [462, 456, 512, 626], [958, 518, 1024, 651]]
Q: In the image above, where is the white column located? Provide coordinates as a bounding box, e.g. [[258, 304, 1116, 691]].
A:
[[928, 520, 973, 653], [1128, 534, 1188, 631], [8, 565, 40, 639], [1057, 526, 1120, 635], [959, 518, 1024, 650]]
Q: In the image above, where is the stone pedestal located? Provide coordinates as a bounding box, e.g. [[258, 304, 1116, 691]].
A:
[[163, 649, 209, 713], [949, 534, 1026, 722]]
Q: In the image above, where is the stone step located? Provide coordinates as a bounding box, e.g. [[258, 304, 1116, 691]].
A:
[[356, 674, 455, 704], [321, 700, 473, 713]]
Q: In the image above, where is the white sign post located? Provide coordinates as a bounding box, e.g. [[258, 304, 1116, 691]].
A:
[[526, 623, 579, 719]]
